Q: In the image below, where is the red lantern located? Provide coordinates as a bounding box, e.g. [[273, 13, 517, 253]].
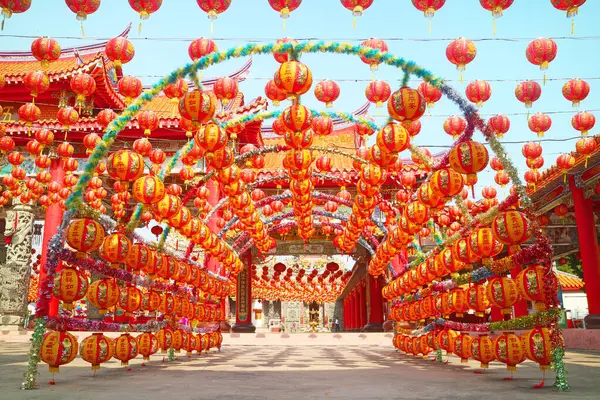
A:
[[340, 0, 373, 26], [411, 0, 446, 18], [556, 153, 575, 174], [268, 0, 301, 19], [486, 276, 520, 315], [40, 330, 78, 374], [197, 0, 231, 21], [562, 78, 589, 107], [443, 115, 466, 139], [365, 80, 391, 107], [526, 38, 557, 83], [274, 60, 312, 97], [97, 108, 117, 128], [179, 90, 216, 123], [417, 81, 442, 108], [470, 227, 503, 264], [128, 0, 162, 32], [0, 0, 31, 30], [576, 137, 596, 166], [213, 76, 238, 105], [107, 149, 144, 182], [528, 112, 552, 137], [494, 332, 525, 371], [515, 80, 542, 108], [23, 71, 49, 98], [430, 168, 464, 199], [80, 333, 115, 371], [118, 75, 143, 104], [57, 106, 79, 134], [515, 264, 547, 310], [465, 80, 491, 107], [470, 334, 496, 368], [521, 327, 553, 370], [137, 110, 159, 136], [387, 86, 426, 123], [488, 114, 510, 138], [572, 111, 595, 136], [554, 204, 569, 219], [526, 156, 544, 170], [521, 141, 542, 160], [446, 37, 476, 81], [311, 115, 333, 136], [492, 211, 532, 253], [188, 37, 217, 61], [105, 36, 135, 68], [31, 37, 61, 68], [163, 78, 188, 103], [314, 79, 340, 107], [265, 79, 287, 106], [376, 122, 410, 154], [449, 140, 489, 182], [359, 38, 388, 71], [524, 169, 541, 188]]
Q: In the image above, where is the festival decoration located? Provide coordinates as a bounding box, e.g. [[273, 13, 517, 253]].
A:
[[465, 80, 491, 107], [551, 0, 586, 34], [571, 111, 595, 136], [340, 0, 373, 27], [197, 0, 231, 33], [562, 78, 589, 107], [80, 333, 115, 371], [40, 330, 78, 375], [128, 0, 162, 32], [446, 37, 476, 82]]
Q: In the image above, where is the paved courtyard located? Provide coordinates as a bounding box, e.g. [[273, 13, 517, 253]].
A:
[[1, 340, 599, 400]]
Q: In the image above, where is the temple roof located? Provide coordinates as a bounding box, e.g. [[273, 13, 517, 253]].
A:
[[556, 269, 585, 291]]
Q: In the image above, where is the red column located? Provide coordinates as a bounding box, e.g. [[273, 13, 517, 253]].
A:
[[570, 176, 600, 327], [490, 307, 503, 322], [232, 251, 256, 332], [361, 283, 368, 328], [347, 294, 353, 329], [358, 284, 365, 330], [510, 265, 529, 318], [352, 290, 359, 330], [364, 275, 384, 331], [205, 176, 220, 274], [344, 299, 348, 330], [36, 158, 64, 318]]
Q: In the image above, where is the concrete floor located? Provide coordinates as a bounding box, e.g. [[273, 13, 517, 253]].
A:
[[1, 340, 599, 400]]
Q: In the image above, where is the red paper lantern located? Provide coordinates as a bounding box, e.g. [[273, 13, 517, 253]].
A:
[[314, 79, 340, 108], [576, 137, 596, 166], [443, 115, 466, 139], [163, 78, 188, 103], [40, 330, 78, 373], [556, 153, 575, 173], [179, 90, 217, 123], [23, 71, 49, 98], [411, 0, 446, 18], [430, 168, 464, 199], [494, 332, 525, 371], [265, 79, 287, 106], [526, 37, 557, 72], [365, 80, 391, 107], [417, 81, 442, 108], [31, 37, 61, 68], [97, 108, 117, 128], [527, 112, 552, 138], [137, 110, 159, 136], [80, 333, 115, 371], [311, 115, 333, 136], [268, 0, 301, 19], [359, 38, 388, 71], [105, 36, 135, 68], [465, 80, 491, 107], [526, 156, 544, 170], [515, 80, 542, 108], [491, 211, 532, 253], [446, 37, 476, 80], [274, 60, 312, 97], [521, 327, 553, 370], [340, 0, 373, 25], [18, 102, 41, 128], [387, 86, 426, 123], [486, 276, 519, 315], [515, 264, 547, 310], [197, 0, 231, 21], [188, 37, 217, 61], [376, 122, 410, 154], [521, 141, 542, 160], [562, 78, 590, 107], [118, 75, 143, 104], [128, 0, 162, 31], [449, 140, 489, 181], [488, 114, 510, 138], [213, 76, 238, 105], [572, 111, 595, 136], [107, 148, 144, 182], [0, 0, 31, 30], [470, 334, 496, 368]]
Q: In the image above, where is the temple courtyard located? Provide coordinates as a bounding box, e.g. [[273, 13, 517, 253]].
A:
[[1, 333, 599, 400]]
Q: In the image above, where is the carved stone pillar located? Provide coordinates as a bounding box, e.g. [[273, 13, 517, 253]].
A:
[[0, 199, 35, 329]]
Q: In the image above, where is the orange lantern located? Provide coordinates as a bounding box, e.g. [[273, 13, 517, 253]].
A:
[[494, 332, 525, 372], [40, 330, 78, 373], [436, 328, 457, 355], [365, 80, 391, 107], [171, 328, 184, 352], [521, 327, 553, 371], [465, 80, 492, 107], [450, 288, 468, 317], [113, 333, 139, 367], [453, 332, 473, 363], [119, 284, 142, 315], [274, 60, 312, 97], [282, 103, 312, 133], [491, 211, 532, 254], [486, 276, 520, 315], [137, 332, 158, 362], [196, 123, 228, 153], [65, 218, 105, 258], [87, 278, 119, 314], [99, 233, 132, 267], [80, 333, 115, 371], [126, 244, 154, 273], [107, 148, 144, 183], [470, 334, 496, 368], [466, 284, 490, 317], [265, 79, 287, 106], [53, 265, 88, 309], [132, 175, 165, 204], [469, 227, 503, 264], [159, 292, 175, 316], [387, 86, 427, 123], [430, 168, 464, 199], [140, 289, 161, 313], [314, 79, 340, 107], [156, 327, 173, 353], [376, 122, 410, 154], [448, 140, 489, 181], [515, 264, 547, 310], [443, 115, 466, 139], [178, 90, 216, 123], [154, 194, 182, 220]]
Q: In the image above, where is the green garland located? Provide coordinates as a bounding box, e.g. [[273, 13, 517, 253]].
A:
[[488, 309, 562, 332], [168, 347, 176, 362], [552, 347, 569, 392], [21, 318, 45, 390]]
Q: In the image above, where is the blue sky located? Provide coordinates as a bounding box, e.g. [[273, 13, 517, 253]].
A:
[[1, 0, 599, 197]]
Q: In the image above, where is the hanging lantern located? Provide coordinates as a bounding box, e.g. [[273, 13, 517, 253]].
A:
[[480, 0, 514, 34], [488, 114, 510, 138], [521, 327, 553, 370], [526, 156, 544, 171], [18, 102, 41, 129], [359, 38, 388, 71], [80, 333, 115, 371], [466, 284, 490, 317], [446, 37, 477, 82], [196, 123, 228, 153], [436, 328, 457, 355], [64, 218, 105, 258], [491, 211, 533, 254], [40, 330, 78, 374], [128, 0, 162, 33], [126, 244, 154, 272], [572, 111, 595, 136], [213, 76, 238, 105], [265, 79, 287, 106], [118, 75, 143, 105], [314, 79, 340, 108], [465, 80, 492, 107], [137, 331, 158, 361], [154, 194, 182, 220], [387, 86, 427, 123], [365, 80, 391, 107], [105, 36, 135, 68], [65, 0, 100, 35], [376, 122, 410, 154], [556, 153, 575, 180], [197, 0, 231, 33], [179, 90, 217, 123], [137, 110, 159, 136], [417, 81, 442, 109], [562, 78, 589, 107], [53, 265, 88, 309], [448, 140, 489, 182], [188, 37, 217, 61], [70, 73, 97, 108], [274, 60, 313, 97], [515, 264, 547, 310], [469, 334, 496, 368], [340, 0, 374, 27], [156, 327, 173, 352], [576, 137, 596, 167], [113, 333, 139, 367], [494, 171, 510, 187], [119, 284, 142, 315], [527, 112, 552, 138], [311, 115, 333, 136], [163, 78, 188, 106], [97, 108, 117, 128], [515, 80, 542, 108], [522, 141, 543, 160], [470, 227, 503, 264], [485, 276, 520, 315], [411, 0, 446, 33], [31, 37, 61, 69], [453, 332, 473, 363], [0, 0, 31, 30], [526, 38, 557, 84], [494, 332, 525, 372], [443, 115, 466, 139], [23, 71, 50, 99], [430, 168, 464, 199], [107, 148, 145, 182], [99, 233, 132, 267]]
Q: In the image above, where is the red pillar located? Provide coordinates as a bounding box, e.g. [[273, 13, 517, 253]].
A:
[[205, 176, 220, 274], [490, 307, 503, 322], [344, 299, 348, 330], [364, 275, 384, 331], [358, 284, 365, 330], [352, 290, 359, 330], [570, 176, 600, 328], [510, 265, 529, 318], [36, 158, 64, 318], [232, 251, 256, 332]]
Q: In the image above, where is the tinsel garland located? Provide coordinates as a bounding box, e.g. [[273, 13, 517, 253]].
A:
[[553, 347, 569, 391], [21, 317, 45, 390], [46, 316, 170, 333], [167, 347, 175, 362], [311, 111, 379, 133]]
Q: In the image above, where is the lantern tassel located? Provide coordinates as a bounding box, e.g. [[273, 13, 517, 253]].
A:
[[282, 19, 286, 33], [459, 71, 463, 84], [428, 19, 432, 36], [81, 21, 85, 37], [352, 16, 357, 29], [1, 16, 5, 31], [138, 20, 143, 34], [543, 71, 547, 86], [571, 19, 575, 36], [533, 370, 546, 389], [210, 20, 214, 36]]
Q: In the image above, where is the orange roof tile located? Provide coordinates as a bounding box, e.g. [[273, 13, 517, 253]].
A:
[[1, 53, 102, 79], [556, 270, 585, 291]]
